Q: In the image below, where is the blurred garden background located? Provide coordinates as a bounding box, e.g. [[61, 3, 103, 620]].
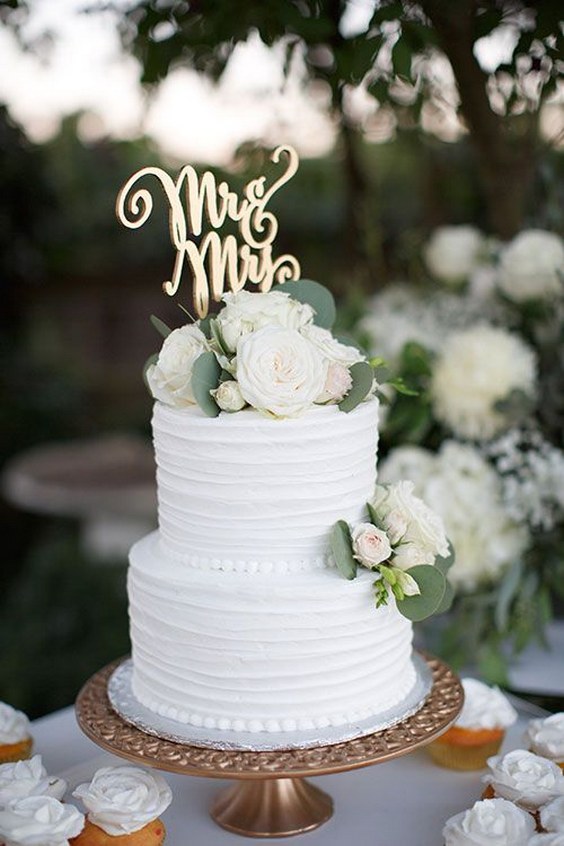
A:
[[1, 0, 563, 718]]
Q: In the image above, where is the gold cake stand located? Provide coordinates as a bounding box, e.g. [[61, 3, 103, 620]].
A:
[[75, 654, 462, 839]]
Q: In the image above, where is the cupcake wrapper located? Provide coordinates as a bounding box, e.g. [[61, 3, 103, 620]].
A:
[[0, 738, 33, 764], [427, 736, 504, 770], [69, 818, 166, 845]]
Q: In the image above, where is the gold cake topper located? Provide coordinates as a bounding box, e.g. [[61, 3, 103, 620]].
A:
[[116, 145, 301, 318]]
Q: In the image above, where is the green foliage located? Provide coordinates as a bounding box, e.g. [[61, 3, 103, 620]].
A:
[[383, 342, 436, 446], [338, 361, 374, 413], [396, 564, 446, 621], [191, 351, 222, 417], [150, 314, 172, 339], [330, 521, 357, 580], [285, 279, 336, 329]]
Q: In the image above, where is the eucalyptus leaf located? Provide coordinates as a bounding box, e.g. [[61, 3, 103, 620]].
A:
[[284, 279, 336, 329], [330, 521, 357, 580], [495, 559, 523, 631], [435, 542, 456, 575], [150, 315, 172, 339], [435, 580, 454, 615], [142, 353, 158, 392], [396, 565, 446, 622], [388, 377, 419, 397], [191, 352, 222, 417], [366, 501, 380, 527], [198, 315, 213, 338], [338, 361, 374, 413], [210, 318, 231, 356]]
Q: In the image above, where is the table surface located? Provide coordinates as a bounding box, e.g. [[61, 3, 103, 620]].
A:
[[33, 698, 546, 846]]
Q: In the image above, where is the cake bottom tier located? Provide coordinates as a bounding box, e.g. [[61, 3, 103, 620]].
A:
[[128, 532, 417, 734]]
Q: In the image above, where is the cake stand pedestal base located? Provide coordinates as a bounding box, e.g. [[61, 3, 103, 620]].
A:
[[211, 777, 333, 837], [75, 653, 463, 839]]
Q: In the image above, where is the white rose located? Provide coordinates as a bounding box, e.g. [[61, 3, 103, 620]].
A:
[[0, 704, 29, 745], [372, 481, 449, 563], [0, 757, 66, 808], [218, 290, 314, 352], [0, 796, 84, 846], [73, 766, 172, 836], [300, 324, 364, 367], [483, 749, 564, 811], [498, 229, 564, 302], [351, 523, 392, 569], [456, 679, 517, 731], [443, 798, 534, 846], [317, 362, 353, 403], [525, 714, 564, 760], [424, 225, 485, 285], [540, 797, 564, 834], [147, 324, 209, 408], [392, 542, 432, 571], [431, 325, 537, 441], [382, 509, 408, 545], [235, 326, 326, 417], [213, 380, 246, 412]]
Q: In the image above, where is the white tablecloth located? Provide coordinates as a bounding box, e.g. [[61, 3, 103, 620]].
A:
[[32, 699, 545, 846]]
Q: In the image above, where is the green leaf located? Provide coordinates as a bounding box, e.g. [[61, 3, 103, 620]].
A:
[[191, 352, 222, 418], [366, 501, 380, 527], [210, 318, 231, 356], [495, 559, 523, 632], [388, 377, 419, 397], [435, 580, 454, 615], [379, 564, 397, 585], [330, 521, 357, 580], [435, 541, 456, 575], [373, 578, 390, 608], [396, 565, 446, 622], [284, 279, 336, 329], [339, 361, 374, 413], [150, 315, 172, 339], [198, 315, 213, 338], [142, 353, 158, 392]]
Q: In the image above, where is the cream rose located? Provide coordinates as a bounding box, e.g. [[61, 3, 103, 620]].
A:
[[73, 766, 172, 836], [147, 324, 209, 408], [0, 757, 66, 808], [0, 796, 84, 846], [217, 290, 314, 352], [540, 797, 564, 834], [382, 509, 408, 545], [317, 362, 353, 403], [0, 704, 29, 745], [351, 523, 392, 569], [498, 229, 564, 302], [300, 324, 363, 367], [525, 714, 564, 761], [424, 225, 485, 285], [213, 380, 246, 412], [235, 326, 326, 417], [443, 798, 535, 846], [483, 749, 564, 811]]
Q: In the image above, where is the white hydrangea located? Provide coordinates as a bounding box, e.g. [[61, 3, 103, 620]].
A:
[[424, 225, 486, 285], [379, 441, 530, 591], [431, 325, 537, 441], [498, 229, 564, 303]]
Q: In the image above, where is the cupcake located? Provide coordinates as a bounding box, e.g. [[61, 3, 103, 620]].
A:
[[0, 756, 66, 809], [0, 795, 84, 845], [482, 749, 564, 814], [526, 714, 564, 770], [0, 705, 32, 765], [428, 678, 517, 770], [539, 796, 564, 835], [71, 766, 172, 845], [528, 835, 564, 845], [443, 797, 535, 845]]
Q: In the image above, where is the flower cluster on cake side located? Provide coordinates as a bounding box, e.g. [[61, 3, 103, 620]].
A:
[[145, 281, 411, 419]]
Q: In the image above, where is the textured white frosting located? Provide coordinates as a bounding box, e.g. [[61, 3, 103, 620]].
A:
[[483, 749, 564, 811], [152, 399, 379, 570], [73, 766, 172, 836], [0, 796, 84, 846], [526, 714, 564, 760], [456, 679, 517, 730], [443, 799, 535, 846], [0, 704, 30, 745], [540, 796, 564, 834], [0, 757, 66, 808], [129, 533, 416, 732]]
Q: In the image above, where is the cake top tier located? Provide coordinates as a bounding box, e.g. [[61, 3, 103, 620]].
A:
[[145, 283, 380, 420]]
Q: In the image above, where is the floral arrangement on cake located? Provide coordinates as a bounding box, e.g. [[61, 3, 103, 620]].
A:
[[145, 281, 412, 419], [331, 480, 455, 621], [356, 225, 564, 679]]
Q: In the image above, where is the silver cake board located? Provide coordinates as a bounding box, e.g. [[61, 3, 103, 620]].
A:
[[108, 655, 433, 752]]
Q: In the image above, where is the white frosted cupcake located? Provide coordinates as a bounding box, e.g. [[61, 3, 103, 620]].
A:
[[71, 766, 172, 845], [429, 678, 517, 770], [539, 796, 564, 834], [528, 835, 564, 845], [443, 798, 535, 845], [482, 749, 564, 813], [0, 795, 84, 845], [0, 706, 32, 765], [526, 714, 564, 770], [0, 756, 66, 808]]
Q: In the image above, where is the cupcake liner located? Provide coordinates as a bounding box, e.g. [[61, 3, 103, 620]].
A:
[[0, 737, 33, 764], [70, 818, 166, 845], [427, 735, 504, 770]]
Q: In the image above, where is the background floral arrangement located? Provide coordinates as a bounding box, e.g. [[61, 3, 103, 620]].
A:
[[358, 226, 564, 681]]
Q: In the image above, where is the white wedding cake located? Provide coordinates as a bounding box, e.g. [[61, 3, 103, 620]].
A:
[[126, 285, 451, 738]]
